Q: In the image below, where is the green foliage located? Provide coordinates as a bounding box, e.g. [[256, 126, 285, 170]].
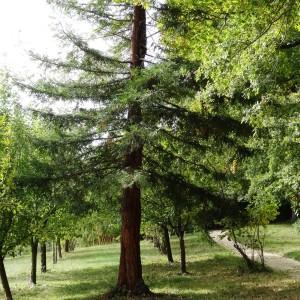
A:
[[161, 0, 300, 96], [160, 0, 300, 231], [5, 0, 300, 287], [79, 212, 120, 246], [0, 79, 30, 257]]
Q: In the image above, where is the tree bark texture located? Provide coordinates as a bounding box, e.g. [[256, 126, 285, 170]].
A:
[[30, 237, 38, 285], [0, 257, 13, 300], [116, 5, 149, 295], [162, 225, 174, 263], [41, 242, 47, 273]]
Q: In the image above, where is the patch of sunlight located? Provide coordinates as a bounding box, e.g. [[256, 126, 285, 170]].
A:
[[154, 287, 215, 295]]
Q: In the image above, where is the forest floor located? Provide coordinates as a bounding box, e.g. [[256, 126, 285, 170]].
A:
[[3, 226, 300, 300]]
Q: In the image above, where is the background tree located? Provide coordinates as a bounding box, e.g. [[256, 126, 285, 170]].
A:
[[0, 77, 31, 300], [159, 0, 300, 268]]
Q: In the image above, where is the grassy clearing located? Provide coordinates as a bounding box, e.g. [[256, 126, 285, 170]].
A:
[[2, 232, 300, 300], [265, 224, 300, 261]]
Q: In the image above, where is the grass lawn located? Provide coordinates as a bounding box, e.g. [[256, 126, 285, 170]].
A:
[[2, 232, 300, 300], [265, 223, 300, 261]]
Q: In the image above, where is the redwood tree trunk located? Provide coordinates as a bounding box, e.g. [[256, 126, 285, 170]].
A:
[[0, 256, 13, 300], [41, 242, 47, 273], [117, 184, 148, 293], [57, 238, 62, 259], [30, 237, 38, 285], [162, 225, 174, 263], [116, 4, 149, 295]]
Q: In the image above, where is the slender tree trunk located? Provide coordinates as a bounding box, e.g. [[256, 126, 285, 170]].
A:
[[162, 225, 174, 263], [0, 256, 13, 300], [41, 242, 47, 273], [64, 240, 70, 253], [52, 241, 57, 264], [177, 219, 187, 274], [57, 238, 62, 259], [69, 240, 75, 251], [153, 234, 161, 250], [179, 230, 187, 273], [116, 5, 149, 295], [291, 209, 297, 222], [231, 230, 257, 271], [30, 237, 38, 285]]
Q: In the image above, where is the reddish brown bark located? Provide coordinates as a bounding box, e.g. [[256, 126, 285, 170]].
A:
[[117, 184, 148, 293], [116, 4, 149, 295], [130, 6, 146, 70]]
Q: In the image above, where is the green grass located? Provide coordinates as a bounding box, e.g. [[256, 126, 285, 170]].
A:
[[2, 232, 300, 300], [265, 223, 300, 261]]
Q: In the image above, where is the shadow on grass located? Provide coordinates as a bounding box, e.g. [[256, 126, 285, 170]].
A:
[[63, 247, 120, 263], [142, 255, 300, 300], [9, 253, 300, 300]]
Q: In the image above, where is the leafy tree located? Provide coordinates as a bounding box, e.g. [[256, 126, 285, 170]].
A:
[[0, 78, 30, 300], [142, 188, 175, 263], [161, 0, 300, 95], [159, 0, 300, 269], [14, 0, 300, 294], [17, 0, 160, 294]]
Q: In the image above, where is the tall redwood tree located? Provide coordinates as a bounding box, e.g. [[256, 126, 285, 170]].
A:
[[116, 5, 149, 294], [22, 0, 153, 295]]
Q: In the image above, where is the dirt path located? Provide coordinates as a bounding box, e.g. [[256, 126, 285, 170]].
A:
[[210, 230, 300, 279]]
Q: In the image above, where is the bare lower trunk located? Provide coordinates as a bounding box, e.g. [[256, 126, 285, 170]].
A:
[[176, 218, 187, 274], [179, 230, 187, 273], [69, 240, 76, 252], [115, 5, 149, 295], [64, 240, 69, 253], [52, 241, 57, 264], [162, 225, 174, 263], [57, 238, 62, 259], [153, 234, 161, 251], [41, 242, 47, 273], [30, 237, 38, 285], [0, 256, 13, 300], [230, 230, 257, 270], [233, 242, 256, 270], [117, 184, 149, 294]]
